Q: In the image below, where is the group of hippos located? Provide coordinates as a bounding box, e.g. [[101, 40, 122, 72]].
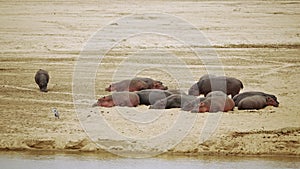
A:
[[34, 69, 279, 113], [91, 74, 279, 112]]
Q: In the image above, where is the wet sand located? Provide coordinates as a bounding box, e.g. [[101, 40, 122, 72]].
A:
[[0, 0, 299, 157]]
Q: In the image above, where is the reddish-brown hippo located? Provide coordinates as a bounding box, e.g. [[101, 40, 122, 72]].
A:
[[149, 94, 197, 109], [192, 95, 235, 113], [93, 92, 140, 107], [136, 89, 173, 105], [35, 69, 49, 92], [237, 95, 279, 110], [105, 77, 168, 92], [133, 77, 168, 90], [188, 75, 243, 97], [105, 79, 148, 92], [233, 91, 279, 106]]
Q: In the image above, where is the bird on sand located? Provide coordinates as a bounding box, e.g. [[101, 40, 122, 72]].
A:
[[51, 108, 59, 119]]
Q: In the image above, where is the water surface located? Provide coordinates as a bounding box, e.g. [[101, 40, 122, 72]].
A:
[[0, 151, 299, 169]]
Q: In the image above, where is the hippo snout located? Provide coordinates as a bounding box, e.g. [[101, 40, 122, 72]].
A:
[[41, 88, 48, 92]]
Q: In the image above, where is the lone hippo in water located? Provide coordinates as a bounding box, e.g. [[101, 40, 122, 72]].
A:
[[105, 77, 168, 92], [35, 69, 49, 92], [93, 92, 140, 107], [188, 75, 243, 97], [136, 89, 173, 105], [232, 91, 279, 106], [150, 94, 197, 109], [237, 95, 279, 110], [192, 95, 235, 113]]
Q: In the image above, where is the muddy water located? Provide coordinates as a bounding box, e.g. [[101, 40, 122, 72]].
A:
[[1, 152, 299, 169]]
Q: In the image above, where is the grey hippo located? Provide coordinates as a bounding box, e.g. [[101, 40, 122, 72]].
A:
[[35, 69, 49, 92]]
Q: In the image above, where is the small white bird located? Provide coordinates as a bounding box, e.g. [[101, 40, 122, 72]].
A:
[[52, 108, 59, 119]]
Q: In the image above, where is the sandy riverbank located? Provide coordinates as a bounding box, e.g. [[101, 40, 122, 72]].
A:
[[0, 0, 299, 157]]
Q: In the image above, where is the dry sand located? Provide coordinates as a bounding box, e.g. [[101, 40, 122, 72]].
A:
[[0, 0, 299, 157]]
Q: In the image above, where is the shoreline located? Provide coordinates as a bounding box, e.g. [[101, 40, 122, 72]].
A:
[[1, 146, 299, 159], [1, 126, 299, 157]]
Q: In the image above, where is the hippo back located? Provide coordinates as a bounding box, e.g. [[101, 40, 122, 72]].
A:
[[237, 95, 267, 110], [233, 91, 278, 106], [136, 89, 173, 105], [35, 69, 49, 92]]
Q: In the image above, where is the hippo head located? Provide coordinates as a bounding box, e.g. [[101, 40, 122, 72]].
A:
[[188, 83, 199, 96], [39, 84, 48, 92], [105, 85, 113, 92], [92, 101, 115, 107], [99, 101, 115, 107], [266, 97, 279, 107], [198, 102, 209, 113], [153, 81, 168, 90], [93, 96, 114, 107]]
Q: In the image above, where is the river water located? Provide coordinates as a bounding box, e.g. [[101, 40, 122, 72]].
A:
[[0, 151, 299, 169]]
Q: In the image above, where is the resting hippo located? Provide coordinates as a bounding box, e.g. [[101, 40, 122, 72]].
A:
[[149, 94, 197, 109], [105, 77, 168, 92], [237, 95, 279, 110], [105, 79, 148, 92], [192, 96, 235, 113], [136, 89, 173, 105], [93, 92, 140, 107], [233, 91, 279, 106], [133, 77, 168, 90], [188, 76, 243, 97], [35, 69, 49, 92]]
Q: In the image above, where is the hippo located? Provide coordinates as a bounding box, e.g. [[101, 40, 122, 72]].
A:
[[105, 79, 148, 92], [136, 89, 173, 105], [149, 94, 197, 109], [105, 77, 168, 92], [232, 91, 279, 106], [133, 77, 168, 90], [188, 76, 243, 97], [192, 96, 235, 113], [35, 69, 49, 92], [93, 92, 140, 107], [237, 95, 279, 110]]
